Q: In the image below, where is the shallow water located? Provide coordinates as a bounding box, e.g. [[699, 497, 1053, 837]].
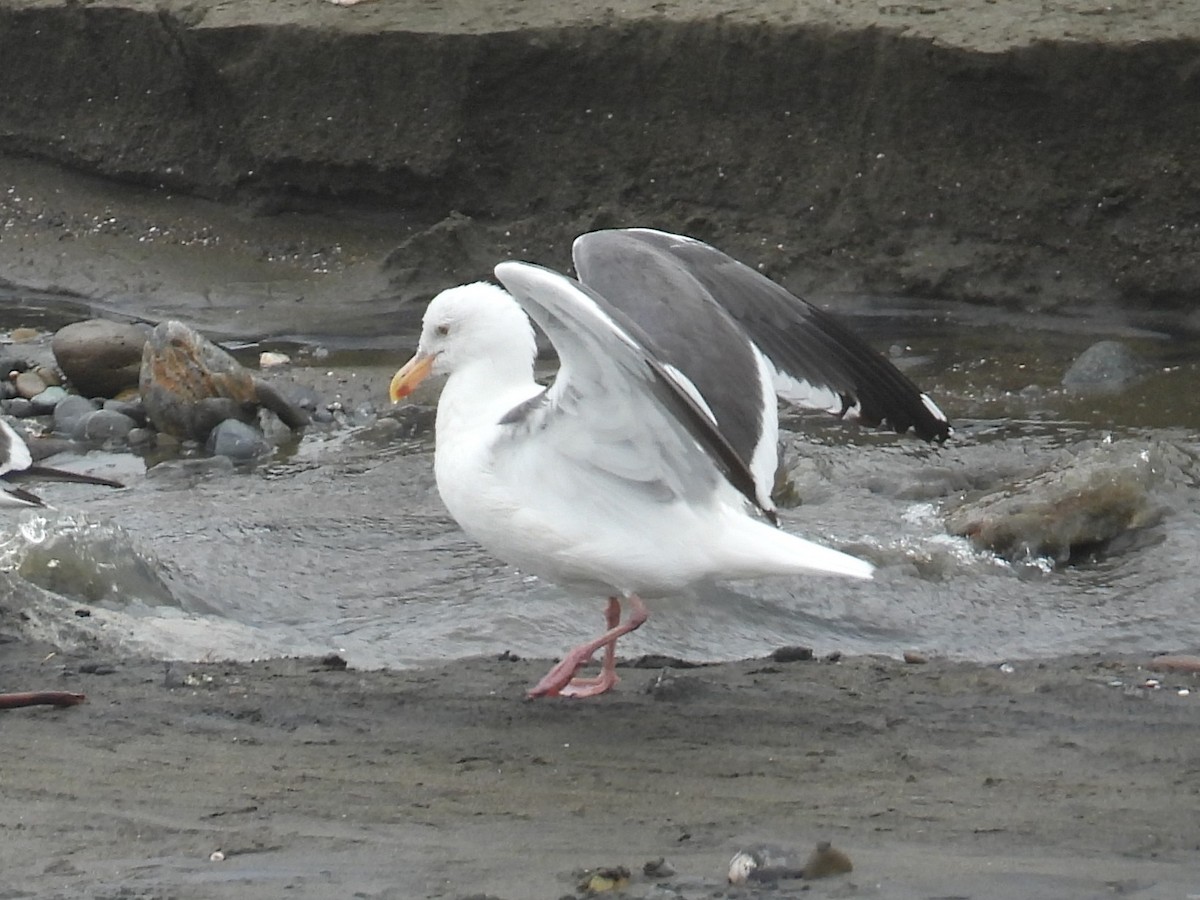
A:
[[2, 288, 1199, 669]]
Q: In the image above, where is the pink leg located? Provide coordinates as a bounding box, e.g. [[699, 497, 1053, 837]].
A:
[[527, 594, 648, 699]]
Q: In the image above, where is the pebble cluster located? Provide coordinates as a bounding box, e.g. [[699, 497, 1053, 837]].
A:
[[1, 318, 311, 464]]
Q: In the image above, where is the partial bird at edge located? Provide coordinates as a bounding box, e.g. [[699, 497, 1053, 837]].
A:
[[0, 418, 124, 509]]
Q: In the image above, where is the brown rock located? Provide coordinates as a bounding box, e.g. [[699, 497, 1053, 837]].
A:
[[139, 320, 308, 441], [13, 370, 46, 399], [52, 319, 148, 398], [945, 443, 1172, 564], [803, 841, 853, 879]]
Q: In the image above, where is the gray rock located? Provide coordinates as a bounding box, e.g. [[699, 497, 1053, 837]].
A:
[[52, 319, 148, 398], [102, 397, 147, 426], [75, 409, 137, 443], [29, 385, 68, 415], [54, 394, 100, 435], [1062, 340, 1148, 393], [127, 427, 155, 447], [205, 418, 271, 461], [4, 398, 34, 418]]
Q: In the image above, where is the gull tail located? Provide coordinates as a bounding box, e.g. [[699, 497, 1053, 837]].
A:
[[720, 512, 874, 581]]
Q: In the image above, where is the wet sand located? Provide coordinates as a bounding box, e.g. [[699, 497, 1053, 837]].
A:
[[4, 639, 1198, 898]]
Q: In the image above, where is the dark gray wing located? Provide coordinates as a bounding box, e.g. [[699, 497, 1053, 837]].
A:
[[573, 228, 951, 443], [493, 260, 773, 524]]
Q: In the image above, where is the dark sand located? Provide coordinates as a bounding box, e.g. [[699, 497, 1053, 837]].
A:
[[4, 640, 1198, 898], [2, 1, 1200, 898]]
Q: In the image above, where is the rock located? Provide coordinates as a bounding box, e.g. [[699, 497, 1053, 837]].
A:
[[0, 356, 29, 376], [54, 394, 100, 435], [52, 319, 148, 398], [13, 370, 47, 399], [102, 397, 147, 426], [3, 398, 33, 417], [139, 320, 309, 442], [34, 365, 62, 387], [1062, 340, 1148, 393], [945, 442, 1176, 564], [29, 385, 68, 414], [127, 427, 155, 447], [802, 841, 854, 879], [75, 409, 137, 444], [205, 418, 271, 461]]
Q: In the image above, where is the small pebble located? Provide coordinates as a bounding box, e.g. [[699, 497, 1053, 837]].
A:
[[30, 385, 68, 414], [903, 651, 928, 664], [643, 857, 676, 878], [803, 841, 854, 879], [14, 370, 47, 399], [34, 365, 62, 386], [771, 645, 813, 663], [259, 351, 291, 368], [209, 850, 225, 862], [127, 427, 155, 447], [576, 866, 629, 893]]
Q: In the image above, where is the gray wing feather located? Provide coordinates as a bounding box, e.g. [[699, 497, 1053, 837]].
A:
[[493, 261, 771, 522], [574, 228, 951, 443]]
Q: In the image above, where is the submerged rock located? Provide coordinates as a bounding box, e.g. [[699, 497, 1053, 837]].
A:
[[1062, 340, 1149, 394], [52, 319, 148, 398], [139, 320, 309, 442], [945, 442, 1188, 564]]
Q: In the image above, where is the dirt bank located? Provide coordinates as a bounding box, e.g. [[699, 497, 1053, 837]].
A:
[[4, 641, 1199, 899], [2, 0, 1200, 319]]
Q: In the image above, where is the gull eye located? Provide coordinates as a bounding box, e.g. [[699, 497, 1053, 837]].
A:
[[435, 324, 450, 337]]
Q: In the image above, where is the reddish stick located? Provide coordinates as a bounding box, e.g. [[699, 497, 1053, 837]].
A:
[[0, 691, 86, 709]]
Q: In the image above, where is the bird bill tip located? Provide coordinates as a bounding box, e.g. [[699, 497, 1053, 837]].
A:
[[389, 352, 435, 402]]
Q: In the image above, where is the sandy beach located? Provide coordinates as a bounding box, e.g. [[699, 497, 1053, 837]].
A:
[[4, 638, 1198, 898]]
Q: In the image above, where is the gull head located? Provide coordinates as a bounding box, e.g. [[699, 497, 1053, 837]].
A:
[[390, 281, 536, 401]]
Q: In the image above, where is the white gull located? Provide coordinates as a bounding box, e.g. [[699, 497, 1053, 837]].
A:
[[390, 228, 949, 698]]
